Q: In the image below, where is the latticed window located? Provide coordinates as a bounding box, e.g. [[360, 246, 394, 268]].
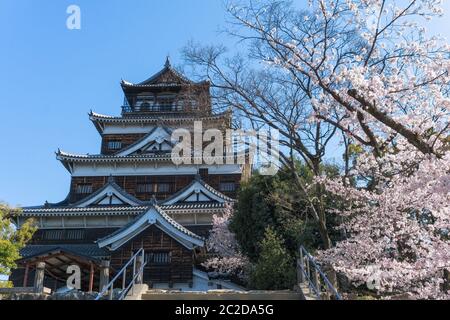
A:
[[108, 141, 122, 150], [219, 182, 236, 192], [157, 94, 176, 111], [186, 98, 198, 110], [137, 184, 152, 193], [42, 229, 85, 240], [146, 251, 171, 265], [66, 229, 85, 240], [135, 96, 155, 111], [179, 96, 198, 111], [157, 183, 171, 193], [43, 230, 64, 240], [76, 184, 93, 194]]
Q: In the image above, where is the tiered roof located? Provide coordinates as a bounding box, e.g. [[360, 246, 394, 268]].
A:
[[19, 244, 110, 262], [120, 56, 208, 90], [89, 110, 229, 122], [88, 58, 230, 134], [20, 206, 147, 217], [56, 149, 193, 174], [19, 59, 238, 254], [20, 176, 234, 250], [22, 176, 234, 217], [56, 151, 243, 173]]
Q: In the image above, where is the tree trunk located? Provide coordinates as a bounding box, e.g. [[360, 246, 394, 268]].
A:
[[311, 159, 332, 250], [312, 160, 338, 290]]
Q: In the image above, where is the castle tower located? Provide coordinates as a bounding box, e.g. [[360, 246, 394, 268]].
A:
[[11, 59, 247, 292]]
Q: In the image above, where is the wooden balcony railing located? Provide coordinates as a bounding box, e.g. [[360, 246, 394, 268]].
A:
[[122, 104, 184, 114]]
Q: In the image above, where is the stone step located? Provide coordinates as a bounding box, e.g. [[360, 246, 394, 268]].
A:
[[298, 283, 318, 300], [141, 290, 304, 300], [124, 284, 149, 300]]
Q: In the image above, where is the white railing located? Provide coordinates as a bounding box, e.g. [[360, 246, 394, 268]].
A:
[[95, 248, 146, 300]]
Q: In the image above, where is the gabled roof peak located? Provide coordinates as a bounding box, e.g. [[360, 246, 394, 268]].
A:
[[71, 178, 145, 208], [165, 55, 171, 68], [97, 204, 204, 250], [113, 125, 173, 157], [121, 57, 201, 89], [162, 177, 235, 205]]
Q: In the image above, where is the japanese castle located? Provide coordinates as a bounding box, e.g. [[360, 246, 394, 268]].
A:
[[10, 58, 249, 293]]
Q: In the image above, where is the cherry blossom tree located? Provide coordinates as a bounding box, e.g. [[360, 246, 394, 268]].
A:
[[219, 0, 450, 298], [202, 204, 249, 278], [189, 0, 450, 298], [315, 154, 450, 299]]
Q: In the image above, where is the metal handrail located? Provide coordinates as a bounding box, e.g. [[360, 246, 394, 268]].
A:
[[297, 260, 322, 298], [297, 246, 342, 300], [116, 263, 145, 300], [95, 248, 146, 300]]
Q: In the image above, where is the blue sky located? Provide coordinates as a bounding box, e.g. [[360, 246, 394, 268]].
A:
[[0, 0, 449, 207], [0, 0, 234, 207]]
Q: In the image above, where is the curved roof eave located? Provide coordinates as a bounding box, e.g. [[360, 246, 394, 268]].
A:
[[120, 58, 199, 88], [97, 205, 204, 250], [162, 175, 235, 205]]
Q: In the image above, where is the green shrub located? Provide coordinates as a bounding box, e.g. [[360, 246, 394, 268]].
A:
[[249, 227, 296, 290], [0, 280, 13, 288]]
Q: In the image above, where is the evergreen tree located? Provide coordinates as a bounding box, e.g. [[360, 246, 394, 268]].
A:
[[249, 227, 296, 290], [231, 163, 341, 261]]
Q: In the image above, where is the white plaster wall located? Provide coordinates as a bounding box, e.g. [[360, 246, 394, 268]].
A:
[[71, 163, 243, 177]]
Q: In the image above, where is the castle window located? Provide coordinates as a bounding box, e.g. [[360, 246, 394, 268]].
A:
[[157, 183, 171, 193], [199, 168, 209, 177], [146, 251, 171, 265], [135, 95, 155, 111], [157, 94, 176, 111], [76, 184, 93, 194], [191, 100, 198, 110], [42, 229, 85, 240], [175, 101, 184, 111], [180, 96, 198, 111], [66, 229, 85, 240], [137, 183, 152, 193], [108, 141, 122, 150], [219, 182, 236, 192], [43, 230, 64, 240]]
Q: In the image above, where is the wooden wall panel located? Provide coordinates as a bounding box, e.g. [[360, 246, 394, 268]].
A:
[[29, 228, 118, 245], [101, 133, 146, 155], [110, 225, 194, 283], [69, 174, 241, 204]]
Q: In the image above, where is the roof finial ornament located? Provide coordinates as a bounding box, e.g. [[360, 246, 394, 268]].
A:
[[108, 174, 115, 183], [150, 194, 157, 206], [165, 55, 171, 68]]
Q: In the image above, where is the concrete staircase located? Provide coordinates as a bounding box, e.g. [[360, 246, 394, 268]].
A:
[[124, 284, 149, 300]]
